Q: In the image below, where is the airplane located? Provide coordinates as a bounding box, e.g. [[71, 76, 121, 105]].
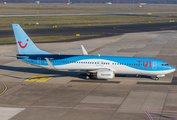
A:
[[12, 24, 175, 80]]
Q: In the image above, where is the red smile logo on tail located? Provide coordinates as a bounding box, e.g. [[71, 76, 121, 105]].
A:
[[18, 39, 29, 48]]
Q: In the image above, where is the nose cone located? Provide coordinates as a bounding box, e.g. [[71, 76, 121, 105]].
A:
[[169, 66, 176, 72]]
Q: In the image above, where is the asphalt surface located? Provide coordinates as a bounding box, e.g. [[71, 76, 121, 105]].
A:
[[1, 22, 177, 38], [1, 30, 177, 120]]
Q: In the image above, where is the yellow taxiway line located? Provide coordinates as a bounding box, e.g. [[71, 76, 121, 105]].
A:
[[24, 76, 52, 82], [0, 81, 8, 96]]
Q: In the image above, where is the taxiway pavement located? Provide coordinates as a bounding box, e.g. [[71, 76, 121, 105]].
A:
[[0, 30, 177, 120]]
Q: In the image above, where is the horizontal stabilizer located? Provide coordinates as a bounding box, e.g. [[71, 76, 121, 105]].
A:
[[0, 55, 17, 57]]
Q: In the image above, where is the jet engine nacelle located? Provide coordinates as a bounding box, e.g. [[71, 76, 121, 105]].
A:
[[97, 70, 115, 79]]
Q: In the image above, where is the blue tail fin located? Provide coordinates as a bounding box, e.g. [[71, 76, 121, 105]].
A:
[[12, 24, 51, 55]]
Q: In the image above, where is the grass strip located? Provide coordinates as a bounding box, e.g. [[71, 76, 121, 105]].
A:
[[1, 3, 177, 14], [0, 34, 103, 44], [0, 14, 176, 30]]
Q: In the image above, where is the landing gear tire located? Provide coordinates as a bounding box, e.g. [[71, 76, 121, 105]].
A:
[[152, 76, 159, 80], [86, 75, 90, 80], [155, 77, 159, 80], [154, 77, 159, 80], [86, 73, 94, 79]]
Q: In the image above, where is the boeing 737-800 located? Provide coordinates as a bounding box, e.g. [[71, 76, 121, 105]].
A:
[[12, 24, 175, 80]]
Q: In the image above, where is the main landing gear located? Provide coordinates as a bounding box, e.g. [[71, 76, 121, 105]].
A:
[[152, 76, 159, 80], [155, 77, 159, 80], [86, 73, 94, 80], [86, 75, 90, 80]]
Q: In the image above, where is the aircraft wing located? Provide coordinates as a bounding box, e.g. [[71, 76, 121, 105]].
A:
[[45, 58, 110, 72]]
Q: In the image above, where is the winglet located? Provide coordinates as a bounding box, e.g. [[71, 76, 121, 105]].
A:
[[45, 58, 56, 70], [81, 45, 89, 55]]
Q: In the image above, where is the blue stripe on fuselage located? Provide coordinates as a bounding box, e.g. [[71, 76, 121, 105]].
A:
[[16, 54, 170, 71]]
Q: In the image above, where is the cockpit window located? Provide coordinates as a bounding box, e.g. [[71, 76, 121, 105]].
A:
[[161, 64, 168, 66]]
